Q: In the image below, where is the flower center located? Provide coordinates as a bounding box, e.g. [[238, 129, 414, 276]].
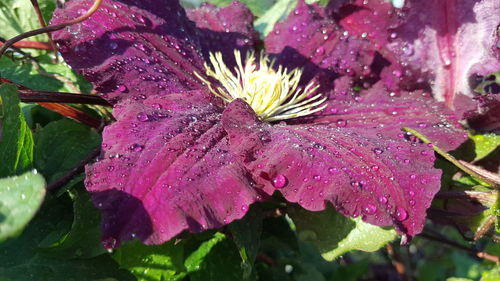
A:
[[195, 50, 327, 122]]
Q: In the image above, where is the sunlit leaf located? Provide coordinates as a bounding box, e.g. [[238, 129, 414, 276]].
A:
[[0, 84, 34, 177], [0, 170, 45, 242], [289, 205, 396, 260]]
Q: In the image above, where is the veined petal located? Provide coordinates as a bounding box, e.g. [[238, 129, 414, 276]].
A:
[[187, 2, 259, 64], [309, 81, 467, 151], [51, 0, 207, 103], [264, 0, 375, 88], [339, 0, 500, 108], [86, 94, 261, 246], [222, 99, 444, 238]]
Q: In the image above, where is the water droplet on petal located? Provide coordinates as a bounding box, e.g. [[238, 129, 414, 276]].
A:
[[336, 119, 347, 127], [136, 112, 149, 122], [129, 144, 144, 152], [272, 174, 288, 189], [363, 204, 377, 215], [396, 207, 408, 221], [378, 196, 388, 204]]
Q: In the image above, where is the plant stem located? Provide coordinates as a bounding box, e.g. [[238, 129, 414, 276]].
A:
[[402, 127, 499, 188], [47, 148, 101, 192], [386, 243, 410, 281], [30, 0, 59, 62], [19, 89, 110, 105], [0, 40, 52, 50], [420, 232, 500, 263], [0, 0, 102, 58]]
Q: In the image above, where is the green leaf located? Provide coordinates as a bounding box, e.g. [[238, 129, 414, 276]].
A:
[[181, 0, 278, 17], [481, 265, 500, 281], [0, 55, 91, 93], [0, 170, 45, 242], [289, 205, 396, 260], [0, 0, 56, 42], [228, 206, 263, 278], [34, 119, 100, 184], [0, 194, 134, 281], [185, 232, 249, 281], [113, 239, 186, 281], [254, 0, 297, 37], [470, 133, 500, 161], [0, 84, 34, 177], [39, 186, 105, 259]]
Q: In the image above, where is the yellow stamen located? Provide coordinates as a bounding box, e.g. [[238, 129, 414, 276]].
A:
[[195, 50, 327, 122]]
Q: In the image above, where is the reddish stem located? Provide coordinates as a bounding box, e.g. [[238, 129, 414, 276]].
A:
[[0, 41, 52, 50]]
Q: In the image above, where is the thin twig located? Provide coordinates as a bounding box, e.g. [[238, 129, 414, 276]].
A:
[[30, 0, 59, 62], [0, 0, 102, 58], [435, 190, 497, 206], [386, 243, 410, 281], [420, 232, 500, 263], [47, 147, 101, 192], [403, 128, 499, 188]]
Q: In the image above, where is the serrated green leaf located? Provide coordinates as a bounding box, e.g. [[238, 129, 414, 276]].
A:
[[0, 170, 45, 242], [39, 186, 105, 259], [185, 232, 249, 281], [470, 134, 500, 161], [34, 119, 100, 183], [0, 193, 134, 281], [289, 205, 396, 260], [0, 0, 56, 42], [0, 84, 34, 177], [113, 239, 186, 281]]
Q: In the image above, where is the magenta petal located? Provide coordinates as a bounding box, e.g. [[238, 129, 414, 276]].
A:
[[86, 93, 260, 246], [340, 0, 500, 107], [264, 0, 374, 85], [187, 2, 259, 62], [312, 82, 467, 151], [51, 0, 207, 103], [222, 99, 442, 238]]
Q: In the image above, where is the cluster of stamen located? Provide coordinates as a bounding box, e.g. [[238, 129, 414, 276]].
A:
[[195, 50, 327, 122]]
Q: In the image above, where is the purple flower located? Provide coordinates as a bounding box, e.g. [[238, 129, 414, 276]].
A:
[[51, 0, 475, 247]]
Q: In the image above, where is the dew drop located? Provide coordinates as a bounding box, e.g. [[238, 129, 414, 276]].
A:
[[136, 112, 149, 122], [109, 41, 118, 50], [328, 167, 338, 174], [272, 174, 288, 189], [102, 237, 117, 251], [129, 144, 144, 152], [336, 119, 347, 127], [363, 204, 377, 215], [378, 196, 388, 204], [396, 207, 408, 221], [313, 175, 321, 181], [117, 85, 127, 92]]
